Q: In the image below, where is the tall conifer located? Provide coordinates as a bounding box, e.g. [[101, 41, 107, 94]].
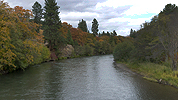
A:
[[43, 0, 62, 50], [32, 1, 43, 24], [91, 18, 99, 36], [78, 19, 88, 32]]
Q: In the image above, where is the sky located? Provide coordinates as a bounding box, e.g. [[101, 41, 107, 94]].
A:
[[3, 0, 178, 36]]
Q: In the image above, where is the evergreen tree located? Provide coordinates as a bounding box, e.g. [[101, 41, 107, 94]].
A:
[[130, 28, 137, 38], [78, 19, 88, 32], [102, 31, 106, 36], [110, 32, 113, 36], [113, 30, 117, 36], [106, 31, 110, 36], [98, 32, 101, 37], [158, 4, 178, 70], [32, 1, 43, 24], [162, 3, 177, 14], [43, 0, 63, 50], [67, 30, 74, 45], [130, 28, 133, 37], [91, 18, 99, 36]]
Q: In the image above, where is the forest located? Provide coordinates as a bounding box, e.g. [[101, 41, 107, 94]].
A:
[[114, 3, 178, 70], [0, 0, 128, 74], [113, 4, 178, 87]]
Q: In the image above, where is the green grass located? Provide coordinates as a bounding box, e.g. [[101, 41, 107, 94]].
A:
[[143, 77, 158, 82], [118, 61, 178, 87]]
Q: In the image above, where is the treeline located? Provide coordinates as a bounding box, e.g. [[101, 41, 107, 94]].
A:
[[0, 1, 50, 73], [0, 0, 127, 73], [60, 22, 126, 56], [113, 4, 178, 70], [31, 0, 128, 57]]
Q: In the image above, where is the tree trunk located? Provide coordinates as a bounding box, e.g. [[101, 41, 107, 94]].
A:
[[172, 59, 177, 71]]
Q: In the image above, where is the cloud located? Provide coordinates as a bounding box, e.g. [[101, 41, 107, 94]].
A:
[[4, 0, 178, 36], [60, 2, 131, 33], [58, 0, 105, 12]]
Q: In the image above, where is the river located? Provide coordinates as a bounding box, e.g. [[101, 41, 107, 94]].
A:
[[0, 55, 178, 100]]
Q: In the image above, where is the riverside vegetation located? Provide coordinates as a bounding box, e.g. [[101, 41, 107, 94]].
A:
[[113, 4, 178, 87], [0, 0, 128, 74], [1, 0, 178, 90]]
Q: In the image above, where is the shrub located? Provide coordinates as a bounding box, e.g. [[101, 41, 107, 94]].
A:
[[113, 40, 135, 61]]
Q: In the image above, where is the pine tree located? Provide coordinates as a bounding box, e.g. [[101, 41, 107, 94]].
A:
[[78, 19, 88, 32], [99, 32, 101, 37], [67, 29, 74, 45], [162, 3, 177, 14], [32, 1, 43, 24], [130, 28, 133, 37], [102, 31, 106, 36], [106, 31, 110, 36], [43, 0, 62, 50], [113, 30, 117, 36], [91, 18, 99, 36]]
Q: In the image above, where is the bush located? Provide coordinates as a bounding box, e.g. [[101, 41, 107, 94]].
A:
[[41, 45, 51, 62], [113, 40, 135, 61], [83, 45, 93, 56], [74, 46, 85, 56]]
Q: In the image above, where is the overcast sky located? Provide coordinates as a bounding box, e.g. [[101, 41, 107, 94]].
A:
[[4, 0, 178, 36]]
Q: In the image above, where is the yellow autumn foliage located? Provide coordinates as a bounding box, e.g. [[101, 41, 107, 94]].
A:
[[0, 1, 50, 71]]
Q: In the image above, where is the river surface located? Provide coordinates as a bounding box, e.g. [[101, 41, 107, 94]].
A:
[[0, 55, 178, 100]]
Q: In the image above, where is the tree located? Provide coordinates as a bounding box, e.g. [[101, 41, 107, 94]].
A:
[[101, 31, 106, 36], [43, 0, 62, 50], [14, 6, 32, 22], [78, 19, 88, 32], [113, 30, 117, 36], [130, 28, 133, 35], [130, 28, 137, 38], [0, 3, 16, 68], [106, 31, 110, 36], [158, 5, 178, 70], [0, 1, 50, 71], [161, 3, 177, 14], [66, 30, 74, 45], [32, 1, 43, 24], [98, 32, 101, 37], [91, 18, 99, 36], [113, 40, 135, 61]]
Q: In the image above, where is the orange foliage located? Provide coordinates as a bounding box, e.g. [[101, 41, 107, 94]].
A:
[[14, 6, 33, 21], [113, 36, 121, 44], [59, 22, 74, 39], [70, 28, 88, 46], [0, 1, 48, 69], [77, 29, 87, 46], [99, 35, 110, 42], [62, 22, 73, 29]]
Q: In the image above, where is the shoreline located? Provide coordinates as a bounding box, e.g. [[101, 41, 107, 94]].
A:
[[114, 62, 178, 89], [0, 54, 112, 75]]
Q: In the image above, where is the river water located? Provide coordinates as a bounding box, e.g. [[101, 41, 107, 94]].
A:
[[0, 55, 178, 100]]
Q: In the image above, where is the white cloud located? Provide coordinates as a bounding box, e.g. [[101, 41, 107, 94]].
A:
[[61, 12, 99, 21], [4, 0, 178, 36], [94, 0, 178, 36], [97, 0, 178, 15]]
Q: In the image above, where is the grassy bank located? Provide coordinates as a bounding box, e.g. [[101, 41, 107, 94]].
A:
[[117, 61, 178, 88]]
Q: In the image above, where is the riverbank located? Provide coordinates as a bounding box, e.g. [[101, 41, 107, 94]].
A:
[[0, 53, 112, 75], [115, 61, 178, 88]]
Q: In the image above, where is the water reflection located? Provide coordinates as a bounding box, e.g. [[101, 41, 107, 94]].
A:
[[0, 55, 178, 100]]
